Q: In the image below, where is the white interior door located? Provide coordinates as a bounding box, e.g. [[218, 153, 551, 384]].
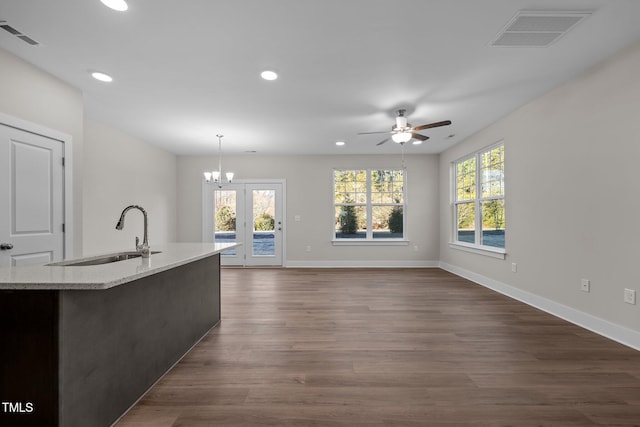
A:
[[0, 123, 65, 267], [204, 181, 284, 266]]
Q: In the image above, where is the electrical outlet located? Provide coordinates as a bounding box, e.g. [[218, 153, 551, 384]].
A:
[[511, 263, 517, 273], [580, 279, 590, 293], [624, 288, 636, 305], [305, 245, 311, 252], [413, 245, 419, 252]]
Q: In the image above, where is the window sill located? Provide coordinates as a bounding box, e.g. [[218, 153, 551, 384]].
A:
[[448, 242, 506, 259], [333, 240, 410, 246]]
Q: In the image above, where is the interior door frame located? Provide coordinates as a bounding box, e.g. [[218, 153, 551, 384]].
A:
[[202, 179, 286, 267], [0, 112, 74, 259]]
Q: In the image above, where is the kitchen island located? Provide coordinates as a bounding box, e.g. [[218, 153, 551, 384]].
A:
[[0, 243, 236, 427]]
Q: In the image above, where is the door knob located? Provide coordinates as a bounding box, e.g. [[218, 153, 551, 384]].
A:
[[0, 243, 14, 250]]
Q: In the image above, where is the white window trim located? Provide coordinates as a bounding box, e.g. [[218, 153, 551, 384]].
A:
[[332, 168, 407, 245], [448, 241, 505, 259], [451, 141, 505, 258], [333, 239, 409, 246]]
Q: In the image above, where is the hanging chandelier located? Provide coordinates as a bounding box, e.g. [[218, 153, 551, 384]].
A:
[[203, 134, 234, 187]]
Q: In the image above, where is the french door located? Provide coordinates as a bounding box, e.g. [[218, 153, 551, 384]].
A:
[[203, 181, 284, 266]]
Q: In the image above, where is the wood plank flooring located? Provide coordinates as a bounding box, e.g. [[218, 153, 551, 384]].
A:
[[115, 268, 640, 426]]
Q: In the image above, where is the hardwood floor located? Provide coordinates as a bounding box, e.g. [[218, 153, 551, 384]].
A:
[[116, 268, 640, 426]]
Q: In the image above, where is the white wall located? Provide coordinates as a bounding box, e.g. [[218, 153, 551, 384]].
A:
[[439, 41, 640, 341], [177, 154, 440, 266], [83, 119, 177, 255], [0, 48, 84, 255], [0, 47, 178, 258]]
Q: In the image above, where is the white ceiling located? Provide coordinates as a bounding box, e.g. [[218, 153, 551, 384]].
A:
[[1, 0, 640, 156]]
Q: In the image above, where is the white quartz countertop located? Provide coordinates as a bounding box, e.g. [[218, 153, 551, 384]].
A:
[[0, 243, 238, 290]]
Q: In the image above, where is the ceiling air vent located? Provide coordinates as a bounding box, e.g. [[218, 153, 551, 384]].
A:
[[491, 10, 592, 48], [0, 20, 40, 46]]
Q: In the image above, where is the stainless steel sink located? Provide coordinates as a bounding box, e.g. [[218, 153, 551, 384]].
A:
[[47, 251, 161, 266]]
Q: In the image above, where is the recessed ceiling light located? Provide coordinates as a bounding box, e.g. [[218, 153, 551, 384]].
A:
[[335, 141, 346, 146], [91, 71, 113, 82], [100, 0, 128, 11], [261, 70, 278, 81]]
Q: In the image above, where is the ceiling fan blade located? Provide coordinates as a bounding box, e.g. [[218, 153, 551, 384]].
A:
[[376, 138, 390, 146], [413, 120, 452, 132], [412, 133, 429, 141], [358, 131, 388, 135]]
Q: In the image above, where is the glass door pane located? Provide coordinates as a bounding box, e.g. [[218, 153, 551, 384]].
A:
[[246, 183, 282, 266], [213, 188, 243, 263], [252, 189, 275, 256]]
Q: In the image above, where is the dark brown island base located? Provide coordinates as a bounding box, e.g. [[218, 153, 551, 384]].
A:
[[0, 243, 236, 427]]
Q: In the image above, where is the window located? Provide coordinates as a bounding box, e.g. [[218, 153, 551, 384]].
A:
[[333, 169, 405, 241], [453, 143, 505, 253]]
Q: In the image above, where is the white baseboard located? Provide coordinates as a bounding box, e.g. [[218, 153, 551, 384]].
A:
[[285, 260, 439, 268], [439, 262, 640, 351]]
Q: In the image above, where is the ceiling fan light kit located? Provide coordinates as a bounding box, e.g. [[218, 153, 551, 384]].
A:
[[391, 132, 412, 144]]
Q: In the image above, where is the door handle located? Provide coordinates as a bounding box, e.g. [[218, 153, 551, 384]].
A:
[[0, 243, 14, 250]]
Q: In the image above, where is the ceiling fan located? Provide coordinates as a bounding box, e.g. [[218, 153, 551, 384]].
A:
[[358, 109, 452, 146]]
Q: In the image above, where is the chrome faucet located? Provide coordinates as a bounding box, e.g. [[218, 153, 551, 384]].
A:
[[115, 205, 150, 258]]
